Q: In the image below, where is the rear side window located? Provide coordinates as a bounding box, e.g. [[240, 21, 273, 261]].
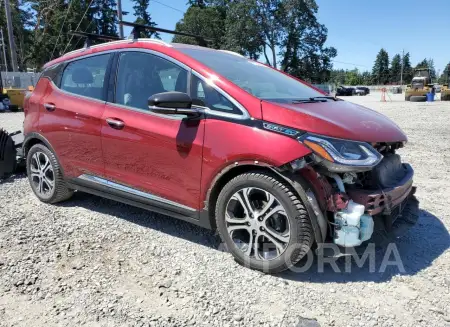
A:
[[61, 54, 111, 101], [41, 63, 64, 86]]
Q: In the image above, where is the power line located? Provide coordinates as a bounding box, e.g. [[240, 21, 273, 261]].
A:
[[50, 0, 73, 59], [62, 0, 95, 54], [331, 60, 369, 68], [71, 19, 95, 51], [151, 0, 185, 14]]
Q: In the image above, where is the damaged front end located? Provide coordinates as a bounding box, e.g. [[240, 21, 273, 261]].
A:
[[283, 134, 419, 250]]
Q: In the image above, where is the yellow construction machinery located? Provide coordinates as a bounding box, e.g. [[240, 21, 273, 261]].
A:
[[442, 66, 450, 101], [0, 72, 31, 111], [405, 68, 433, 102]]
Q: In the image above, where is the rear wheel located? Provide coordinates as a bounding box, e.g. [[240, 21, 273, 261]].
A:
[[215, 171, 313, 273], [410, 95, 426, 102], [26, 144, 73, 203]]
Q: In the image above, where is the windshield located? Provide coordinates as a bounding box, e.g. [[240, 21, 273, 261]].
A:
[[414, 70, 429, 78], [177, 48, 323, 102]]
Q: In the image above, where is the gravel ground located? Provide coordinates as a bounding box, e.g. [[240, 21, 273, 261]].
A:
[[1, 93, 449, 327]]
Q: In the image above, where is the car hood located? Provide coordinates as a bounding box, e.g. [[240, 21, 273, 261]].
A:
[[261, 100, 407, 143]]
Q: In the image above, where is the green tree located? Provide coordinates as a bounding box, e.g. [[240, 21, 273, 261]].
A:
[[279, 0, 337, 82], [330, 69, 346, 85], [94, 0, 119, 37], [345, 68, 362, 85], [371, 48, 389, 84], [173, 6, 225, 48], [402, 52, 413, 83], [361, 71, 372, 85], [223, 1, 264, 60], [390, 54, 401, 84], [174, 0, 336, 82], [0, 0, 33, 70], [438, 63, 449, 85], [132, 0, 158, 38]]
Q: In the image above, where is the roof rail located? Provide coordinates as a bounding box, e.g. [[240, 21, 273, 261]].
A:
[[218, 50, 245, 58], [119, 21, 212, 46], [63, 38, 172, 58], [69, 31, 122, 48]]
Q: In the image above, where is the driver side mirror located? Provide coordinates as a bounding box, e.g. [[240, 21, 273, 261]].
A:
[[148, 92, 199, 117]]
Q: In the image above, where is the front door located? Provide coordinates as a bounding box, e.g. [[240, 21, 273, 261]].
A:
[[101, 51, 204, 212]]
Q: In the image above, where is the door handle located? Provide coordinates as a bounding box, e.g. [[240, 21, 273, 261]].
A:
[[44, 103, 56, 111], [106, 118, 125, 130]]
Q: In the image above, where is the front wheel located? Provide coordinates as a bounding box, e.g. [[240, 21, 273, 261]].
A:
[[215, 171, 313, 273]]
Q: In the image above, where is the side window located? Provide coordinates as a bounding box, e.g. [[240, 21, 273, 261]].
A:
[[60, 54, 111, 101], [191, 75, 241, 115], [115, 52, 188, 110], [42, 63, 64, 86]]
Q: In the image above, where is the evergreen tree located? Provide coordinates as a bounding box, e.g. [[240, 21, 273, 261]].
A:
[[94, 0, 119, 37], [132, 0, 159, 38], [402, 52, 413, 83], [371, 48, 389, 84], [438, 63, 450, 85], [390, 54, 401, 84]]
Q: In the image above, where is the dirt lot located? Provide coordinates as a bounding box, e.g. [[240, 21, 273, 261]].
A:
[[1, 93, 449, 327]]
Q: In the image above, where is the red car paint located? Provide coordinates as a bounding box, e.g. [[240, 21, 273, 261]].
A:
[[25, 40, 407, 215], [261, 100, 407, 143]]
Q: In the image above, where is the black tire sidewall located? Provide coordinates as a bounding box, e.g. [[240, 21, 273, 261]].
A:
[[26, 144, 58, 202], [410, 96, 426, 102], [216, 173, 311, 273]]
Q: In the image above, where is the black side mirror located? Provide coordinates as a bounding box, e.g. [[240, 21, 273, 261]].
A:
[[148, 92, 199, 117]]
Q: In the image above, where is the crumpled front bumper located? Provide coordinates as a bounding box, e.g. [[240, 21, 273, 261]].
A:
[[346, 163, 414, 216], [346, 163, 419, 246]]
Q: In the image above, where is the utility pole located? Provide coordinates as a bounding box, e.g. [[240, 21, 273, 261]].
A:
[[0, 29, 8, 73], [4, 0, 18, 72], [400, 49, 404, 86], [117, 0, 124, 38]]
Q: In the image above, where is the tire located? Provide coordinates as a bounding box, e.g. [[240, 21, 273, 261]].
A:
[[26, 143, 73, 203], [410, 96, 426, 102], [215, 171, 313, 273]]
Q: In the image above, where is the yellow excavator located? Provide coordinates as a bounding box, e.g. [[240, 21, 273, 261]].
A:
[[405, 68, 433, 102], [0, 72, 32, 111], [442, 66, 450, 101]]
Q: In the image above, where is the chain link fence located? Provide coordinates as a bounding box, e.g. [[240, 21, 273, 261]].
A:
[[1, 72, 41, 89]]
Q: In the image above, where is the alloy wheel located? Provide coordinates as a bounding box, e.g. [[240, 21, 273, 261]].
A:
[[30, 151, 55, 196], [225, 187, 291, 261]]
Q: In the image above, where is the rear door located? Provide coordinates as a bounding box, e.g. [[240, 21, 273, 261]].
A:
[[38, 53, 113, 178], [100, 50, 204, 213]]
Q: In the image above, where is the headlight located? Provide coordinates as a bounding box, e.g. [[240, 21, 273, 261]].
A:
[[299, 134, 382, 169]]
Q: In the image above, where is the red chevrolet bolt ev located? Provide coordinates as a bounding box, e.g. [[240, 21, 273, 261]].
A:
[[23, 39, 418, 273]]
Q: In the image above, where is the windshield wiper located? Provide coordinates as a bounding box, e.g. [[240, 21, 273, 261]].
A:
[[291, 96, 338, 104], [309, 96, 339, 101]]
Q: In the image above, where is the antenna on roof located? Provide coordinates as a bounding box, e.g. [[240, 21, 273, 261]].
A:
[[119, 21, 212, 46], [69, 31, 123, 48]]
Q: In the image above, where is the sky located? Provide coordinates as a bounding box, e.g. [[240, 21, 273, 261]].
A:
[[121, 0, 450, 74]]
